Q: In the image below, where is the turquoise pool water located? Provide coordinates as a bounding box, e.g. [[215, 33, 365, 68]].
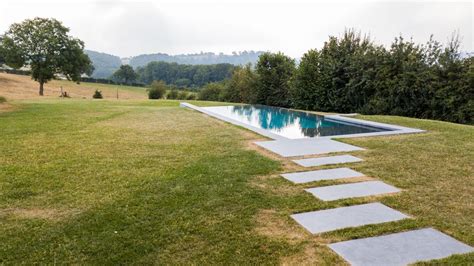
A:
[[203, 105, 391, 139]]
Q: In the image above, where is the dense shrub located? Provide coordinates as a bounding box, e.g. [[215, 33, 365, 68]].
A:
[[289, 30, 473, 124], [186, 93, 197, 100], [177, 91, 189, 100], [255, 52, 295, 107], [198, 82, 225, 101], [167, 90, 179, 99], [0, 96, 6, 103], [148, 80, 167, 99], [291, 31, 384, 113], [221, 64, 257, 103], [92, 89, 103, 99]]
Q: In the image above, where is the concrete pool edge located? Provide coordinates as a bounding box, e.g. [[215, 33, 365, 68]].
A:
[[180, 102, 425, 141]]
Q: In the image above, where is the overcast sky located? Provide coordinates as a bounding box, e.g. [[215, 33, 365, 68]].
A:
[[1, 0, 472, 58]]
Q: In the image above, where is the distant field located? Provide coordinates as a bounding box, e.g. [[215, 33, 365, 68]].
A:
[[0, 75, 472, 264], [0, 73, 147, 100]]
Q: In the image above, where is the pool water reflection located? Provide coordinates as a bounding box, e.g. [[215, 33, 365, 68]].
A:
[[203, 105, 391, 139]]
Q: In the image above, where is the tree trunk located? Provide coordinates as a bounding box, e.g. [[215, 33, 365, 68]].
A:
[[39, 81, 44, 96]]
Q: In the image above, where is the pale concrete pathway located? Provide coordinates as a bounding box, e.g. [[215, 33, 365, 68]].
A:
[[255, 138, 364, 157], [305, 181, 400, 201], [281, 168, 364, 184], [329, 228, 474, 266], [293, 155, 363, 167], [291, 203, 408, 234]]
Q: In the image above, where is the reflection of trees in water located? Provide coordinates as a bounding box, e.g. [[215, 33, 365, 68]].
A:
[[232, 105, 298, 130], [233, 105, 255, 123], [301, 119, 380, 137], [231, 105, 379, 137]]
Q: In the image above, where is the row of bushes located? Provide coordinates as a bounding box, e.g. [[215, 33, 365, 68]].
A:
[[81, 76, 146, 87], [199, 30, 473, 124], [147, 80, 196, 100]]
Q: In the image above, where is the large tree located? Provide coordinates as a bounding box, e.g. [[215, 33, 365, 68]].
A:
[[1, 18, 93, 96], [111, 65, 138, 84], [255, 52, 295, 107]]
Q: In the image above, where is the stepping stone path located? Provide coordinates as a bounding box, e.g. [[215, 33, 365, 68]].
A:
[[182, 102, 472, 263], [276, 148, 473, 264], [291, 202, 408, 234], [293, 155, 363, 167], [329, 228, 474, 266], [305, 181, 400, 201], [281, 168, 364, 184], [255, 138, 364, 157]]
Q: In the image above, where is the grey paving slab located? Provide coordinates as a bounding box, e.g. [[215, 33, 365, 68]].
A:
[[291, 203, 408, 234], [254, 138, 364, 157], [281, 168, 364, 184], [293, 155, 363, 167], [329, 228, 474, 266], [306, 181, 400, 201]]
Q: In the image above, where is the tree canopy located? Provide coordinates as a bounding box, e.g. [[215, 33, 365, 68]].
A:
[[136, 61, 235, 88], [255, 52, 295, 107], [111, 65, 138, 84], [203, 30, 472, 125], [1, 17, 93, 95]]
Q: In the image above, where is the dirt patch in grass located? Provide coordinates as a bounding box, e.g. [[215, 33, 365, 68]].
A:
[[250, 174, 302, 196], [0, 208, 80, 221], [0, 102, 16, 113], [280, 244, 345, 266], [255, 209, 307, 244], [255, 209, 345, 265]]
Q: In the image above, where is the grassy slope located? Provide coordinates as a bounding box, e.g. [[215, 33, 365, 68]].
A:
[[0, 97, 472, 264], [0, 73, 147, 100]]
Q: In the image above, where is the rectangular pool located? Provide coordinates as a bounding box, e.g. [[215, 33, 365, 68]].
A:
[[202, 105, 393, 139]]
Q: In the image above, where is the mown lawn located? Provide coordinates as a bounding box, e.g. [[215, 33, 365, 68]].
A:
[[0, 99, 472, 264]]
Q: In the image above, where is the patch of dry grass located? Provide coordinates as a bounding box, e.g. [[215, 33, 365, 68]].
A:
[[0, 73, 146, 100], [0, 208, 81, 221]]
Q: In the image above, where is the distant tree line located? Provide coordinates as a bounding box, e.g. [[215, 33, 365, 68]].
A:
[[135, 61, 236, 88], [84, 49, 263, 79], [198, 30, 473, 124], [128, 51, 264, 68]]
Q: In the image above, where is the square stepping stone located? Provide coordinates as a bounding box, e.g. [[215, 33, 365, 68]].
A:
[[305, 181, 400, 201], [281, 168, 364, 184], [255, 138, 364, 157], [291, 202, 408, 234], [329, 228, 474, 266], [293, 155, 363, 167]]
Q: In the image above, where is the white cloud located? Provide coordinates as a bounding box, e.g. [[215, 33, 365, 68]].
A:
[[0, 0, 472, 57]]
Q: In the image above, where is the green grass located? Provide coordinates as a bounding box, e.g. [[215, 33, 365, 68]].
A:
[[0, 99, 472, 264]]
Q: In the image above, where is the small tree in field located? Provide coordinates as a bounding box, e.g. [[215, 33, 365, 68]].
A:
[[148, 80, 167, 99], [92, 89, 103, 99], [112, 65, 138, 85], [1, 18, 94, 96]]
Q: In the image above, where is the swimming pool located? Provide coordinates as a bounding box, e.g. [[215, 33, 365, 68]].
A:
[[202, 105, 393, 139]]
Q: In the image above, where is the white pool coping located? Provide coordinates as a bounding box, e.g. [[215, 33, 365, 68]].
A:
[[181, 102, 425, 141]]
